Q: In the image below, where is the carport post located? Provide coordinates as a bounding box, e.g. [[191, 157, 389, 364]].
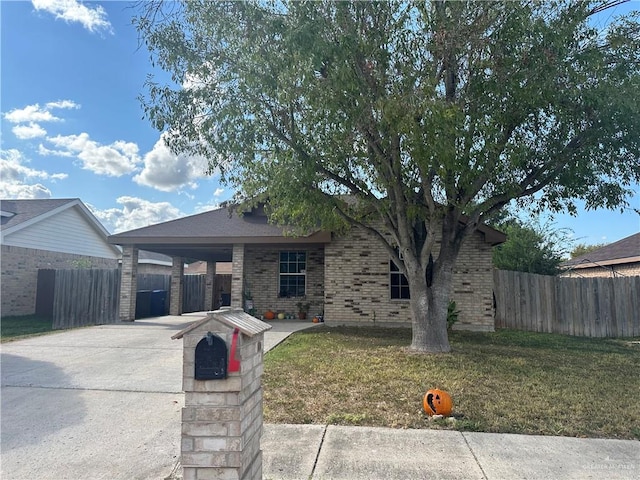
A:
[[119, 246, 138, 322], [170, 256, 184, 316], [204, 261, 216, 311], [231, 244, 244, 309]]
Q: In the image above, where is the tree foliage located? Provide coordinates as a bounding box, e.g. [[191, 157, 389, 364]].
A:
[[570, 242, 609, 258], [135, 1, 640, 352], [492, 218, 571, 275]]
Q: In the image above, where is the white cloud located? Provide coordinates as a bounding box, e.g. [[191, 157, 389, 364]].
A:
[[90, 196, 184, 233], [4, 104, 61, 124], [43, 133, 141, 176], [0, 149, 67, 199], [12, 122, 47, 140], [133, 134, 208, 192], [3, 101, 79, 137], [214, 188, 225, 197], [46, 99, 80, 110], [32, 0, 112, 34], [38, 143, 74, 157]]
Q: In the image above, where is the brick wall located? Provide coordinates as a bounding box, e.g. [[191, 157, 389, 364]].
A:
[[324, 226, 496, 331], [1, 244, 118, 317], [243, 245, 324, 318]]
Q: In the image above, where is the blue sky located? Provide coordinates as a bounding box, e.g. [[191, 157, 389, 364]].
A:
[[1, 0, 638, 246]]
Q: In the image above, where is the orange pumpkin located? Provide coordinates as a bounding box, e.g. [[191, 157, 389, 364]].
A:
[[264, 310, 275, 320], [423, 388, 453, 417], [312, 317, 320, 323]]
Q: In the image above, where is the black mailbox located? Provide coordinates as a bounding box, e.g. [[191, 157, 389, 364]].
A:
[[195, 332, 228, 380]]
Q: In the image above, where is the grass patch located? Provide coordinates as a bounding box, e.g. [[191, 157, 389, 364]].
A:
[[263, 326, 640, 439], [1, 315, 53, 342]]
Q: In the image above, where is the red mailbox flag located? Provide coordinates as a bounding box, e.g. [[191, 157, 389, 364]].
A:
[[228, 328, 241, 372]]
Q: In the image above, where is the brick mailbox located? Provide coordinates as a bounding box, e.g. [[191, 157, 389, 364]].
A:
[[172, 308, 272, 480]]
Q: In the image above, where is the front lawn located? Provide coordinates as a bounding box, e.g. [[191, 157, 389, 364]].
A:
[[1, 315, 53, 342], [263, 326, 640, 439]]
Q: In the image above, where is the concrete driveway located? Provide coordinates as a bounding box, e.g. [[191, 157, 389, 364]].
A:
[[1, 314, 316, 480], [1, 315, 199, 480]]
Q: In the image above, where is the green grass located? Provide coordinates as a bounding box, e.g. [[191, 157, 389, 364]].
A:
[[263, 326, 640, 439], [1, 315, 54, 342]]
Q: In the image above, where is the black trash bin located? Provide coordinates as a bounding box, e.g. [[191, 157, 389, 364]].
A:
[[150, 290, 167, 316], [135, 290, 152, 319]]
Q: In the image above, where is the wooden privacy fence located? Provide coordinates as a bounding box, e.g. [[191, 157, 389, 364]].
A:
[[182, 274, 231, 313], [494, 270, 640, 337], [37, 269, 231, 327], [47, 269, 120, 329], [183, 274, 206, 313]]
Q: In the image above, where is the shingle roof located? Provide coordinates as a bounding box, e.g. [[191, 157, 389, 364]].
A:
[[108, 206, 330, 245], [107, 203, 504, 263], [562, 232, 640, 268], [1, 198, 78, 230]]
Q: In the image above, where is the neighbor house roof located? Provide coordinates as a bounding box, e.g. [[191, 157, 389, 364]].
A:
[[0, 198, 121, 257], [561, 232, 640, 270], [1, 199, 85, 232]]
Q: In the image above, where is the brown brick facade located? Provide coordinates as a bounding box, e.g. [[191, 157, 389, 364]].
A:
[[1, 244, 118, 317], [237, 227, 496, 330], [244, 245, 325, 318], [323, 226, 496, 331]]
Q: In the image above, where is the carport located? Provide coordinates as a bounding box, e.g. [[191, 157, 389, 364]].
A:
[[107, 205, 330, 321]]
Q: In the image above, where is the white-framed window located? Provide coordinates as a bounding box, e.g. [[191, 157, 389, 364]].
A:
[[279, 251, 306, 297], [390, 258, 410, 299]]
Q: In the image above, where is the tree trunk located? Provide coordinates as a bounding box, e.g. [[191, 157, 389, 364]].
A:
[[406, 217, 462, 354], [406, 258, 453, 353], [409, 284, 451, 353]]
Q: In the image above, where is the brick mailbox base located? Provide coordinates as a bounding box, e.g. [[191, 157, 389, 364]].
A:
[[173, 308, 271, 480]]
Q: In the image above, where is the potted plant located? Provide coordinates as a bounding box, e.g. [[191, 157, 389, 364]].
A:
[[296, 301, 310, 320]]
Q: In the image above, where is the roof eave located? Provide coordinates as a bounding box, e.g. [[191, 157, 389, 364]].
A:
[[108, 230, 332, 246], [562, 255, 640, 269]]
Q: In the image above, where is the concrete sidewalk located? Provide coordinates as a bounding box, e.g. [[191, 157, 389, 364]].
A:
[[262, 424, 640, 480]]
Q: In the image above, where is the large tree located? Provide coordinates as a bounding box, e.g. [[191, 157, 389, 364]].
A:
[[136, 1, 640, 353]]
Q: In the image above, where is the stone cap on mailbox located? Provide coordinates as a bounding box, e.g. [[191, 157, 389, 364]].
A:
[[171, 307, 272, 340]]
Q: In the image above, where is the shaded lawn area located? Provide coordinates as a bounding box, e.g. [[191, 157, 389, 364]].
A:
[[1, 315, 53, 342], [263, 326, 640, 439]]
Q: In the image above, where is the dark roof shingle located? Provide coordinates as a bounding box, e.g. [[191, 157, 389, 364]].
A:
[[562, 232, 640, 267], [1, 198, 78, 230]]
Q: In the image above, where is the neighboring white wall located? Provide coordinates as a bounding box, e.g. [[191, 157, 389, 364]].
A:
[[2, 206, 119, 259]]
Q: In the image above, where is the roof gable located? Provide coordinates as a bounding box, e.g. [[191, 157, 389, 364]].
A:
[[1, 198, 120, 258]]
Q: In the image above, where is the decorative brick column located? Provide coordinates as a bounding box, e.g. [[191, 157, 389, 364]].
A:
[[172, 308, 272, 480], [170, 256, 184, 316], [204, 261, 216, 311], [231, 245, 245, 309], [119, 246, 138, 321]]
